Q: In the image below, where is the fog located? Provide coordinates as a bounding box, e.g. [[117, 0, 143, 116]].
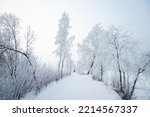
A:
[[0, 0, 150, 64]]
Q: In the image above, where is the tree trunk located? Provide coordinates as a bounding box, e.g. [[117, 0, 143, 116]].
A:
[[60, 59, 64, 79], [87, 54, 95, 75], [69, 60, 72, 75], [122, 71, 126, 94], [116, 49, 123, 93], [118, 66, 123, 92], [129, 69, 141, 99], [100, 62, 104, 81], [58, 56, 61, 75]]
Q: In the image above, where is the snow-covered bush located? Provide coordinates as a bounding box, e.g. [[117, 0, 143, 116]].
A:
[[34, 64, 59, 94]]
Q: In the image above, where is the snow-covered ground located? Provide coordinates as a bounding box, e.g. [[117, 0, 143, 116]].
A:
[[23, 73, 121, 100]]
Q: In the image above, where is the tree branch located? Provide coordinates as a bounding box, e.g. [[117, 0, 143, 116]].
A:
[[0, 44, 32, 66]]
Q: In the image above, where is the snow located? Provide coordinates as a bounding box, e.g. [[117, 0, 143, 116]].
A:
[[23, 73, 121, 100], [134, 88, 150, 100]]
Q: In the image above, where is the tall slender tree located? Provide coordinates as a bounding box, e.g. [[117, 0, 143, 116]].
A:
[[54, 12, 74, 78]]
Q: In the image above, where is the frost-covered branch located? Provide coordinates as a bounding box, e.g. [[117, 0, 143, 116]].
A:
[[0, 44, 32, 66]]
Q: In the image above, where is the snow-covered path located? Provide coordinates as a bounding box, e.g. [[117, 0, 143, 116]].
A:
[[24, 73, 121, 100]]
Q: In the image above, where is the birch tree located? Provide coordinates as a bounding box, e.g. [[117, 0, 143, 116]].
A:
[[54, 12, 74, 78], [78, 24, 107, 81]]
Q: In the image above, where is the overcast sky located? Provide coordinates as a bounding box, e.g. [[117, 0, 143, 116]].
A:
[[0, 0, 150, 64]]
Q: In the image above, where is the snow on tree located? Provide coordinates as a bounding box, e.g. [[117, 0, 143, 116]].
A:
[[78, 24, 108, 81], [0, 13, 66, 99], [24, 26, 36, 56], [106, 25, 150, 99], [106, 26, 128, 93], [54, 12, 74, 78], [78, 23, 150, 99], [0, 13, 36, 99]]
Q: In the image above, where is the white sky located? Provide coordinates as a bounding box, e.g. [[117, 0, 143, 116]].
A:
[[0, 0, 150, 65]]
